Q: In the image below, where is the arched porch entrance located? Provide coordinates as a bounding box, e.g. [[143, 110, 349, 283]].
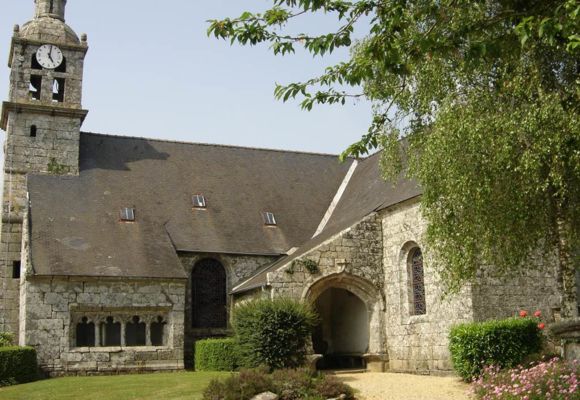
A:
[[312, 287, 369, 369], [304, 273, 388, 372]]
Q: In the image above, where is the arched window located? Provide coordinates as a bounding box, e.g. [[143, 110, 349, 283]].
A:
[[100, 317, 121, 346], [191, 258, 227, 328], [125, 316, 146, 346], [76, 317, 95, 347], [410, 248, 426, 315], [150, 316, 166, 346]]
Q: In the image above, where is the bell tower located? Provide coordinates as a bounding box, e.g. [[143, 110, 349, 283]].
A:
[[0, 0, 88, 335]]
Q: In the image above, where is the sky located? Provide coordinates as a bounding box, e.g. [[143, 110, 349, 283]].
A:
[[0, 0, 373, 155]]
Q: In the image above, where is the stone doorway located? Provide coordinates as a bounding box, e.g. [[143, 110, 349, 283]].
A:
[[313, 287, 369, 370]]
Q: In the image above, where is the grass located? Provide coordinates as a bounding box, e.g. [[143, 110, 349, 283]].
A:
[[0, 371, 230, 400]]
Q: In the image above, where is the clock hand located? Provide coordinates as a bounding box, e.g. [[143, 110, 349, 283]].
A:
[[48, 45, 54, 63]]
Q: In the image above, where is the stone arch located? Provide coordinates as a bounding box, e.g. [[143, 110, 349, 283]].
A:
[[191, 258, 227, 329], [304, 273, 387, 370]]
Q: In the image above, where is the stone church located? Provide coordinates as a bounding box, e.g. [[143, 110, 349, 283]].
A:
[[0, 0, 564, 376]]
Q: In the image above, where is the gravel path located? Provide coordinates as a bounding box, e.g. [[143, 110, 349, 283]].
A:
[[338, 372, 470, 400]]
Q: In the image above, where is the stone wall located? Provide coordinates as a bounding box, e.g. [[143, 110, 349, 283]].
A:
[[268, 213, 384, 300], [179, 252, 279, 367], [381, 199, 473, 373], [471, 260, 561, 323], [19, 275, 186, 376], [267, 213, 387, 369]]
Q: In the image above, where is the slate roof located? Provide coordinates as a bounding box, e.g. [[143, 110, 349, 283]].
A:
[[232, 152, 421, 293], [27, 132, 354, 278]]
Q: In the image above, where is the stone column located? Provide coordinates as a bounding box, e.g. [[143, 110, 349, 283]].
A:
[[120, 321, 126, 347], [94, 322, 100, 347], [145, 321, 151, 346]]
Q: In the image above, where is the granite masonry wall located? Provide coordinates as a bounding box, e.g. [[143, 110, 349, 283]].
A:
[[19, 274, 186, 376], [267, 213, 387, 370], [381, 199, 473, 373], [471, 260, 561, 323]]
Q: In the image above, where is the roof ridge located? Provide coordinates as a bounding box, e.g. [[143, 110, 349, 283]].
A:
[[81, 131, 356, 159]]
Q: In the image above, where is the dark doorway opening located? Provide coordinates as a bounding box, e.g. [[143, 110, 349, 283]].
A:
[[312, 287, 369, 370]]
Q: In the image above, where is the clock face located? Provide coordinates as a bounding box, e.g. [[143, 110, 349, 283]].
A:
[[36, 44, 63, 69]]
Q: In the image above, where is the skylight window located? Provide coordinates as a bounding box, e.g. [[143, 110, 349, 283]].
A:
[[263, 212, 277, 226], [192, 194, 207, 209], [120, 207, 135, 222]]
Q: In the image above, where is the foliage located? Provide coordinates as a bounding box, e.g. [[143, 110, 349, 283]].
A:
[[195, 338, 239, 372], [0, 371, 229, 400], [232, 298, 318, 370], [208, 1, 580, 316], [202, 367, 354, 400], [449, 317, 543, 381], [0, 347, 38, 387], [291, 259, 320, 274], [470, 358, 579, 399], [0, 333, 13, 348]]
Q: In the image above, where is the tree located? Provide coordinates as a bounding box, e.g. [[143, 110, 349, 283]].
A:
[[208, 1, 580, 318]]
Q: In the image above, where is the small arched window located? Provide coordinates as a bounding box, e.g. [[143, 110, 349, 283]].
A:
[[101, 317, 121, 346], [76, 317, 95, 347], [125, 316, 146, 346], [410, 248, 426, 315], [150, 316, 166, 346], [191, 258, 227, 328]]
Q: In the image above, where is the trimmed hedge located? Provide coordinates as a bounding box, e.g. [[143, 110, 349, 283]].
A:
[[449, 317, 542, 381], [195, 338, 239, 371], [233, 298, 318, 370], [0, 346, 38, 386]]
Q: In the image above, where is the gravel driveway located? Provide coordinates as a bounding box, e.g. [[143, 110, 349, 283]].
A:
[[338, 372, 470, 400]]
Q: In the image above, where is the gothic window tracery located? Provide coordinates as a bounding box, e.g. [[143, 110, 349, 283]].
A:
[[192, 258, 227, 328], [410, 248, 427, 316]]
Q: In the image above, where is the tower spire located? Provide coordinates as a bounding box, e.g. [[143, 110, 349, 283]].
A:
[[35, 0, 67, 21]]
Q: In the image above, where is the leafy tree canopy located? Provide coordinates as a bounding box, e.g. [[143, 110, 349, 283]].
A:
[[209, 0, 580, 317]]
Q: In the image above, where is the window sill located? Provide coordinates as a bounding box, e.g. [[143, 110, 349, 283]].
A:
[[70, 346, 170, 353], [405, 314, 430, 325]]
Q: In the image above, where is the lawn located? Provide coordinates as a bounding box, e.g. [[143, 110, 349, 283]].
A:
[[0, 371, 230, 400]]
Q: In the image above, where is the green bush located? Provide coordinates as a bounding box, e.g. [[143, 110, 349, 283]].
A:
[[195, 338, 239, 371], [202, 367, 354, 400], [232, 298, 318, 370], [0, 333, 13, 348], [449, 317, 542, 381], [0, 346, 38, 386]]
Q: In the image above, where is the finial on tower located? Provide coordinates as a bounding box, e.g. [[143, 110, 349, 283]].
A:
[[35, 0, 67, 21]]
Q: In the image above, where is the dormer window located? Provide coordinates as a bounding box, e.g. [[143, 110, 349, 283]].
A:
[[192, 194, 207, 209], [262, 212, 277, 226], [120, 208, 135, 222]]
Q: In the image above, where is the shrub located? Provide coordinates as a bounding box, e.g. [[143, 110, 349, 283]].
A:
[[195, 338, 239, 371], [471, 358, 579, 399], [0, 346, 38, 386], [449, 317, 542, 381], [203, 367, 273, 400], [202, 367, 354, 400], [0, 333, 13, 348], [232, 298, 318, 370]]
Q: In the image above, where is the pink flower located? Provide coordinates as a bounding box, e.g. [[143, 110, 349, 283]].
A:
[[520, 310, 528, 317], [534, 310, 542, 318], [538, 323, 545, 330]]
